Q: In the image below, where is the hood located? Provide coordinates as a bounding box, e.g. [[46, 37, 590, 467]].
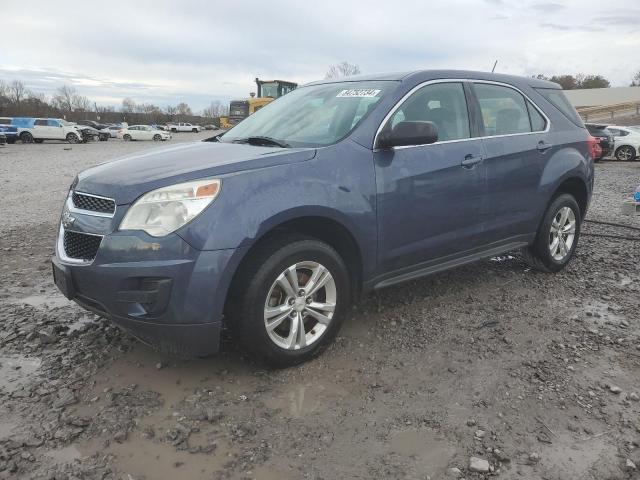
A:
[[76, 141, 316, 204]]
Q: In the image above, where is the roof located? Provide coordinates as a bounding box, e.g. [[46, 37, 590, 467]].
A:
[[304, 70, 560, 89]]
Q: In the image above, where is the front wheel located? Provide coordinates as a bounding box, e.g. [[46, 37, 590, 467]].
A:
[[615, 145, 636, 161], [153, 134, 161, 141], [66, 133, 79, 144], [123, 134, 131, 141], [228, 235, 351, 367], [521, 194, 581, 273]]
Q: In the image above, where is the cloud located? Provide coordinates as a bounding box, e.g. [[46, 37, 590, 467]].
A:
[[1, 0, 639, 112]]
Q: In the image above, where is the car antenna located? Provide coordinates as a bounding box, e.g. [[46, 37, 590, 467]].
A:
[[491, 60, 498, 73]]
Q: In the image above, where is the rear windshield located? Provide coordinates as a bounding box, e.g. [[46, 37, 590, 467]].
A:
[[535, 88, 584, 127]]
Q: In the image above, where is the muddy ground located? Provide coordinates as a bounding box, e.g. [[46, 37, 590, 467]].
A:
[[1, 137, 639, 479]]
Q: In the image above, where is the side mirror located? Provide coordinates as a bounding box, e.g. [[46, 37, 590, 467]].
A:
[[377, 121, 438, 149]]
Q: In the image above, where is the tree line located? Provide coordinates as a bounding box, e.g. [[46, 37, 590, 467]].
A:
[[0, 79, 228, 125]]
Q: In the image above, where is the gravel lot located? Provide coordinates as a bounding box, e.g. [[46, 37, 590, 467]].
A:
[[1, 136, 639, 479]]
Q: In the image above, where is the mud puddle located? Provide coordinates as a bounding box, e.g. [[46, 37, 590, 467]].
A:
[[0, 355, 42, 393], [387, 428, 456, 476]]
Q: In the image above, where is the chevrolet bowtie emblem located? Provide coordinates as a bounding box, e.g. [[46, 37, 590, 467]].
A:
[[62, 211, 76, 229]]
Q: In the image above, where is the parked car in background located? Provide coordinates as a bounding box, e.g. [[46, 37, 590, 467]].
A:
[[167, 122, 202, 133], [0, 124, 18, 144], [150, 124, 167, 131], [606, 126, 640, 161], [10, 118, 84, 144], [101, 125, 124, 138], [78, 120, 110, 130], [52, 70, 594, 367], [585, 123, 614, 161], [204, 124, 216, 130], [0, 132, 5, 145], [121, 125, 172, 141], [77, 126, 110, 142]]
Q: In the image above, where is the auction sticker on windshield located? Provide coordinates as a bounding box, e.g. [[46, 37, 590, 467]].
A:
[[336, 89, 381, 98]]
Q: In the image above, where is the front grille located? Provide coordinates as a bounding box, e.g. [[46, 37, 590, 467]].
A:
[[72, 192, 115, 215], [63, 231, 102, 261]]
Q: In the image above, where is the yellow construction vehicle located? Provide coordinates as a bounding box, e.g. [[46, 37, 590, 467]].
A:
[[220, 78, 297, 129]]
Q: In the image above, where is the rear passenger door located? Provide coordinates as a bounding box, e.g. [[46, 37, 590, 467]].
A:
[[33, 119, 52, 139], [471, 82, 550, 242], [47, 119, 65, 139]]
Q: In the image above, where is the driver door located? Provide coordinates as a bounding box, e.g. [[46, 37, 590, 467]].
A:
[[374, 81, 488, 275]]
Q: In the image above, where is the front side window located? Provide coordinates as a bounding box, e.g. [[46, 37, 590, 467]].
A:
[[475, 83, 531, 136], [386, 82, 470, 142], [221, 80, 394, 148], [47, 119, 60, 127]]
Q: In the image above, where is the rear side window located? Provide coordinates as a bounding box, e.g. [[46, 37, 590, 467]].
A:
[[535, 88, 584, 127], [34, 119, 48, 126], [388, 82, 471, 142], [0, 118, 11, 125], [527, 101, 547, 132], [474, 83, 531, 135]]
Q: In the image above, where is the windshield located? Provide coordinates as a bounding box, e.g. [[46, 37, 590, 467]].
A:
[[221, 81, 394, 148]]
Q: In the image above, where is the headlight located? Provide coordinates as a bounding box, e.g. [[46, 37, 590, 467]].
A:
[[119, 179, 221, 237]]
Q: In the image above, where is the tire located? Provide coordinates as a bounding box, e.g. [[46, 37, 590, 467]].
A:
[[66, 133, 79, 144], [615, 145, 636, 161], [228, 234, 352, 367], [20, 132, 34, 143], [153, 134, 161, 141], [171, 128, 177, 133], [123, 134, 131, 141], [34, 139, 44, 144], [521, 193, 581, 273], [192, 128, 198, 133]]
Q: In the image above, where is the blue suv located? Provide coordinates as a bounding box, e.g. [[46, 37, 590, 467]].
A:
[[52, 70, 594, 366]]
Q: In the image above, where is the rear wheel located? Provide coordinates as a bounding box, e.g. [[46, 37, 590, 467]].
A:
[[228, 235, 351, 367], [123, 134, 131, 141], [192, 128, 198, 133], [66, 133, 79, 144], [20, 132, 34, 143], [153, 134, 161, 141], [521, 194, 581, 273], [615, 145, 636, 161]]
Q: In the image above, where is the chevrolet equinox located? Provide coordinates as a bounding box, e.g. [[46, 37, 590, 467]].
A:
[[52, 71, 595, 366]]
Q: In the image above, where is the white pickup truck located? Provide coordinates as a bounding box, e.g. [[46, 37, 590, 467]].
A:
[[167, 122, 202, 133]]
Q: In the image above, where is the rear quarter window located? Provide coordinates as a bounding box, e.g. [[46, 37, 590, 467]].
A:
[[535, 88, 584, 127]]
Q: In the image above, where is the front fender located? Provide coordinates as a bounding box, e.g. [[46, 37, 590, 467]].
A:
[[178, 142, 378, 277]]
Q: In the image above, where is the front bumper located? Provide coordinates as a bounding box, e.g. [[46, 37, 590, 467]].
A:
[[52, 229, 239, 356]]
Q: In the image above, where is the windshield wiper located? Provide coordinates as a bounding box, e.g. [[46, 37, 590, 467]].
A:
[[233, 136, 290, 148]]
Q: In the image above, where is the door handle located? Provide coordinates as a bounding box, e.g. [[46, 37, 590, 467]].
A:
[[461, 154, 484, 168], [537, 141, 553, 153]]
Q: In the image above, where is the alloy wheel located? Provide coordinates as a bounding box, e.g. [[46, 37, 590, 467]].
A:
[[263, 261, 336, 350], [548, 206, 576, 261], [616, 146, 634, 161]]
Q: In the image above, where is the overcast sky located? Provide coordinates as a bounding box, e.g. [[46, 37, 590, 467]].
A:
[[2, 0, 639, 112]]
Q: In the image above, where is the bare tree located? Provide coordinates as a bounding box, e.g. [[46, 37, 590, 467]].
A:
[[121, 97, 136, 114], [325, 62, 361, 79], [71, 94, 91, 113], [52, 85, 76, 112], [631, 70, 640, 87], [8, 80, 29, 109], [0, 80, 8, 98], [176, 102, 193, 117], [202, 100, 228, 118]]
